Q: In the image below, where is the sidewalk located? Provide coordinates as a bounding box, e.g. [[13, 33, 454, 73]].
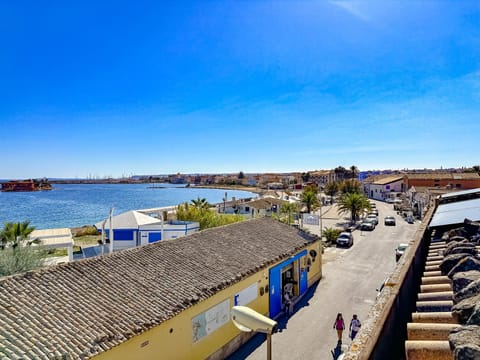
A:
[[227, 202, 401, 360]]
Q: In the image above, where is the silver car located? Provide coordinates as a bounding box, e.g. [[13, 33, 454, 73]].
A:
[[366, 214, 379, 225], [336, 232, 354, 247], [384, 216, 396, 226]]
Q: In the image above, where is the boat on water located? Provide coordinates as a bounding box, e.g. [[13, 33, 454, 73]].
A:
[[1, 178, 52, 192]]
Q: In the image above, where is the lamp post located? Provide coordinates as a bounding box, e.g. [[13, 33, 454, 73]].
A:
[[231, 306, 277, 360], [109, 207, 114, 254], [318, 195, 323, 240]]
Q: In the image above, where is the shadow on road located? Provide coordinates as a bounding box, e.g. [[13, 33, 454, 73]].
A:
[[226, 282, 319, 360]]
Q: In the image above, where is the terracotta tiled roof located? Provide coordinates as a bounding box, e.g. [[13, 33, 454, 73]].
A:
[[372, 176, 404, 185], [406, 172, 480, 180], [0, 218, 317, 359], [244, 198, 287, 209]]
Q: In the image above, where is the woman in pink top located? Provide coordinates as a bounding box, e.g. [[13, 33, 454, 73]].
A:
[[333, 313, 345, 341]]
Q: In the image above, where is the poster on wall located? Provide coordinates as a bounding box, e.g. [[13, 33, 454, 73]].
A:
[[234, 283, 258, 306], [192, 299, 230, 343]]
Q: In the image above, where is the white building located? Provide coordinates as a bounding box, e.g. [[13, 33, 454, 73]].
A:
[[95, 210, 199, 251], [29, 228, 74, 262], [365, 176, 405, 201]]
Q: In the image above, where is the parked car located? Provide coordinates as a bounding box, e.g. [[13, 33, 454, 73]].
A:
[[369, 202, 376, 209], [366, 214, 379, 225], [406, 216, 414, 224], [384, 216, 396, 226], [360, 219, 376, 231], [336, 232, 354, 247], [371, 208, 379, 216], [395, 243, 408, 261]]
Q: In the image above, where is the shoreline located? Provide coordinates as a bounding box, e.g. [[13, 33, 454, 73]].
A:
[[190, 184, 262, 194]]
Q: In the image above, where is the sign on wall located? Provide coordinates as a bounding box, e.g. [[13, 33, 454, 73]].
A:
[[303, 214, 319, 225], [234, 283, 258, 306], [192, 299, 230, 343]]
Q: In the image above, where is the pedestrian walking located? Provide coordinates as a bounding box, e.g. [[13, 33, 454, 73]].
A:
[[349, 314, 362, 340], [284, 291, 293, 317], [333, 313, 345, 341]]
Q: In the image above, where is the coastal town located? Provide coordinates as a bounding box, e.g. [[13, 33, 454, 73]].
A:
[[1, 167, 480, 359], [2, 2, 480, 360]]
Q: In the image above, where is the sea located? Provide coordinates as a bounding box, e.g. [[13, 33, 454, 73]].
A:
[[0, 184, 257, 229]]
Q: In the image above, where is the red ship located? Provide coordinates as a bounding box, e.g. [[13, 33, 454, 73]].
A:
[[1, 179, 52, 192]]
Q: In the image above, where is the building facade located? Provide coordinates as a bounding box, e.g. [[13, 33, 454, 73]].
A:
[[0, 218, 322, 360], [95, 210, 199, 251], [405, 172, 480, 190]]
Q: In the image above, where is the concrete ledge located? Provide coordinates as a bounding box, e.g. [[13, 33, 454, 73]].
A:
[[425, 260, 442, 266], [416, 300, 453, 312], [426, 255, 443, 262], [423, 271, 442, 277], [405, 340, 453, 360], [421, 276, 450, 285], [418, 291, 453, 301], [412, 312, 458, 324], [407, 322, 458, 341], [420, 284, 452, 293], [429, 242, 446, 248]]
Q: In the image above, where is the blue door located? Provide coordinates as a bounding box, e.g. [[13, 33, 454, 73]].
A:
[[269, 250, 307, 318]]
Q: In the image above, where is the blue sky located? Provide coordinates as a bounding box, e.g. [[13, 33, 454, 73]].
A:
[[1, 1, 479, 178]]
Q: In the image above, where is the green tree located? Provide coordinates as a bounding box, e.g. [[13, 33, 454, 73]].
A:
[[190, 197, 211, 210], [350, 165, 359, 180], [334, 166, 347, 181], [303, 184, 319, 195], [301, 172, 311, 182], [0, 221, 36, 247], [238, 171, 245, 179], [176, 203, 244, 230], [324, 182, 339, 204], [279, 202, 299, 225], [301, 187, 320, 213], [322, 227, 341, 244], [0, 221, 45, 277], [337, 193, 370, 222], [339, 180, 362, 195]]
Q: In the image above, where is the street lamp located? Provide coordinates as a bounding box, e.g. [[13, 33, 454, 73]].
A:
[[109, 207, 114, 254], [231, 306, 277, 360]]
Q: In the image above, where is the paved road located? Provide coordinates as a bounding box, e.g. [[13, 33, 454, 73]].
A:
[[228, 200, 420, 360]]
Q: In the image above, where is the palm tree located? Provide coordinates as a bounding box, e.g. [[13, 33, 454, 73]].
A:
[[280, 202, 299, 224], [0, 221, 44, 277], [190, 197, 211, 210], [301, 188, 320, 213], [350, 165, 359, 180], [337, 193, 370, 222], [0, 221, 36, 248]]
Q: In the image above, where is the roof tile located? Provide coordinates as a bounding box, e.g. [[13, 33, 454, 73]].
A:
[[0, 217, 317, 359]]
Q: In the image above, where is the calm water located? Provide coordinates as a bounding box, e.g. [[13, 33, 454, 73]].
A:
[[0, 184, 256, 229]]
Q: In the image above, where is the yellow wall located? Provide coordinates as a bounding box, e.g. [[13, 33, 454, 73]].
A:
[[94, 242, 322, 360]]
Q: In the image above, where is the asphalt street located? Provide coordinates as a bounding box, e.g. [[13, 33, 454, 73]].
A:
[[228, 200, 420, 360]]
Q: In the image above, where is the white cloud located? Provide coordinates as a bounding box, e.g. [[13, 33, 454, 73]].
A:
[[330, 1, 370, 22]]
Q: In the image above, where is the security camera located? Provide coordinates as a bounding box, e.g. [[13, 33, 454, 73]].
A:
[[231, 306, 278, 334]]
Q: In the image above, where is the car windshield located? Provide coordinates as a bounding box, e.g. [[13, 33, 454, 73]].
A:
[[397, 245, 408, 251]]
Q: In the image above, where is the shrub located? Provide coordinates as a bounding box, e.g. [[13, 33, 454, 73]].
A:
[[322, 227, 341, 245]]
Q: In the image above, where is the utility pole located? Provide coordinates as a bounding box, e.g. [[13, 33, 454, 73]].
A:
[[109, 207, 114, 254]]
